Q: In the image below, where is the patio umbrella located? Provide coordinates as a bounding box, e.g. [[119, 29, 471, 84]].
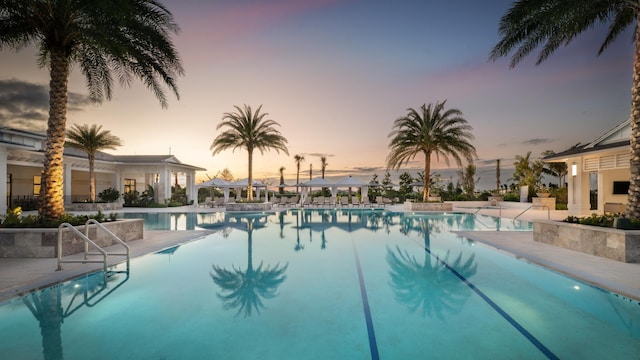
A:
[[299, 177, 334, 201], [332, 175, 367, 199]]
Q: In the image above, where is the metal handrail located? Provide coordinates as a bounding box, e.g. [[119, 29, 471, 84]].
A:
[[512, 205, 550, 223], [57, 223, 108, 273], [83, 219, 130, 266], [473, 202, 502, 217]]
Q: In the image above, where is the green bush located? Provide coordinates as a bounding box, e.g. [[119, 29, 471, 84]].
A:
[[98, 187, 121, 202], [0, 207, 115, 228]]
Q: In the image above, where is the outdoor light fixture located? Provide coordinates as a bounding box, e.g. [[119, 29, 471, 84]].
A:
[[571, 163, 577, 177]]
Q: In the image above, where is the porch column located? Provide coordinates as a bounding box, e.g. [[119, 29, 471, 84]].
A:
[[63, 164, 72, 206], [568, 160, 591, 216], [597, 171, 605, 214], [0, 146, 7, 213], [186, 172, 197, 206]]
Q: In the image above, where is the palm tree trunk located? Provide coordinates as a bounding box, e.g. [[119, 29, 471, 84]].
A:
[[89, 154, 96, 202], [247, 149, 254, 200], [423, 151, 431, 201], [629, 14, 640, 218], [39, 50, 70, 220]]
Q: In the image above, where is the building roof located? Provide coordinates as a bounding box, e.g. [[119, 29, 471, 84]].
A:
[[543, 119, 630, 162]]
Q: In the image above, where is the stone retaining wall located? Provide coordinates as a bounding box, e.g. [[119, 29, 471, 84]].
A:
[[65, 202, 123, 212], [403, 201, 453, 212], [533, 220, 640, 263], [225, 203, 273, 211], [0, 219, 143, 258]]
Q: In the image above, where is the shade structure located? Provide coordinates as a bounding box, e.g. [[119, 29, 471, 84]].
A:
[[332, 176, 367, 199], [298, 177, 334, 203], [196, 178, 229, 188], [228, 178, 268, 201]]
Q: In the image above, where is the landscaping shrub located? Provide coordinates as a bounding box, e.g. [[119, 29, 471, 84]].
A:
[[98, 187, 121, 202]]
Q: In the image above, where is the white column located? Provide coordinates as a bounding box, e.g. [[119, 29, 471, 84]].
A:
[[186, 172, 197, 206], [63, 164, 72, 206], [0, 146, 7, 213], [597, 171, 605, 214], [568, 159, 591, 216]]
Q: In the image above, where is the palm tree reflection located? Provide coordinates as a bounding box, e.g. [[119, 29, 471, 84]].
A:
[[388, 215, 477, 319], [210, 214, 288, 317]]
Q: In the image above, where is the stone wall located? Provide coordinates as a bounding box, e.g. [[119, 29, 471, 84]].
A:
[[65, 202, 123, 212], [0, 219, 143, 258], [403, 201, 453, 212], [533, 220, 640, 263], [226, 203, 273, 211]]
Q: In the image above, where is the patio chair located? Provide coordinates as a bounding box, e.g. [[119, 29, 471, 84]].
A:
[[213, 197, 225, 207], [351, 197, 360, 207], [340, 197, 349, 207], [288, 196, 300, 207], [325, 197, 335, 207], [272, 197, 281, 206], [362, 197, 372, 208], [301, 196, 311, 207], [313, 196, 324, 207], [202, 197, 212, 208], [375, 196, 385, 207]]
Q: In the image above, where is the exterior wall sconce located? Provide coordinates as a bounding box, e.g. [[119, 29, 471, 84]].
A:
[[571, 163, 577, 177]]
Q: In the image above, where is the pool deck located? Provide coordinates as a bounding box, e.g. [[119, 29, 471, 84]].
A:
[[1, 203, 639, 303]]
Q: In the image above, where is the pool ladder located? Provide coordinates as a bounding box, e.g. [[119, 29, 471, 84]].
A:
[[57, 219, 131, 276]]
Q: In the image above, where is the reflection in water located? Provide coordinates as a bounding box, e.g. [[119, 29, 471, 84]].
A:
[[210, 214, 288, 317], [389, 215, 477, 320], [21, 272, 129, 360]]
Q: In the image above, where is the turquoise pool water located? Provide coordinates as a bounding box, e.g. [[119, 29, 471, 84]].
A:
[[0, 210, 638, 359]]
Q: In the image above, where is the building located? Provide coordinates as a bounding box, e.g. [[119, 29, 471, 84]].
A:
[[1, 127, 205, 214], [544, 119, 630, 216]]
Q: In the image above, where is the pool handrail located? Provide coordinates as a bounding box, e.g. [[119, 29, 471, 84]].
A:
[[57, 223, 108, 273], [473, 202, 502, 217], [512, 205, 550, 223], [83, 219, 130, 266]]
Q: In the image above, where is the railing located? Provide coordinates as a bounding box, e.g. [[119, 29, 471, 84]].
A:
[[57, 220, 131, 276], [512, 205, 550, 223], [473, 202, 502, 217]]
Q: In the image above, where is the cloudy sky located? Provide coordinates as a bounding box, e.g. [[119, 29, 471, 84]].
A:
[[0, 0, 632, 189]]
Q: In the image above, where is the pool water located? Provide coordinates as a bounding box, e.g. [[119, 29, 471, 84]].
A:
[[1, 210, 638, 359]]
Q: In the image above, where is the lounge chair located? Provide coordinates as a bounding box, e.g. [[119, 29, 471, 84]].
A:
[[375, 196, 385, 207], [313, 196, 324, 207], [288, 196, 300, 207], [271, 197, 281, 206], [340, 197, 349, 207], [351, 197, 360, 207], [202, 196, 212, 208], [301, 196, 311, 207], [324, 197, 335, 207], [362, 197, 372, 208], [213, 197, 225, 207]]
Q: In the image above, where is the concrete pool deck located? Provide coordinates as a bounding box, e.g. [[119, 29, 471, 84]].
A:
[[1, 203, 639, 303]]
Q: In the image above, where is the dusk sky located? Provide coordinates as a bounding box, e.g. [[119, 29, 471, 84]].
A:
[[0, 0, 633, 190]]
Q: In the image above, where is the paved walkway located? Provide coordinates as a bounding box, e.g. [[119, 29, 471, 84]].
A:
[[2, 203, 639, 303]]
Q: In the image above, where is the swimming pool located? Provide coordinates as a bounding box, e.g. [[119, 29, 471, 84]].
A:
[[1, 210, 638, 359]]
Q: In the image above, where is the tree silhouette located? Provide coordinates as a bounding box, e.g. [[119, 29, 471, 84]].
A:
[[388, 216, 477, 319], [210, 215, 288, 317]]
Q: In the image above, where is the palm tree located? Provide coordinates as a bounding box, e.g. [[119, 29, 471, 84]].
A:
[[541, 149, 569, 187], [278, 166, 285, 194], [511, 151, 545, 198], [294, 154, 305, 193], [66, 124, 122, 202], [489, 0, 639, 216], [211, 105, 289, 201], [0, 0, 183, 221], [320, 156, 328, 179], [387, 100, 476, 201]]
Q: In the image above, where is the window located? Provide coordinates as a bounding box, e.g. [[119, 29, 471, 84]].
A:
[[124, 179, 136, 193], [33, 175, 41, 196]]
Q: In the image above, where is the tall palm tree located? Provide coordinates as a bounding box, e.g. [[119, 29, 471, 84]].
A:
[[211, 105, 289, 201], [541, 149, 569, 187], [320, 155, 328, 179], [278, 166, 285, 194], [489, 0, 639, 216], [511, 151, 545, 198], [0, 0, 183, 221], [66, 124, 122, 202], [387, 100, 476, 201], [294, 154, 305, 193]]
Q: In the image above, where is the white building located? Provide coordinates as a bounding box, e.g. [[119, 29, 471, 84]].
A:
[[1, 127, 205, 214], [544, 119, 630, 216]]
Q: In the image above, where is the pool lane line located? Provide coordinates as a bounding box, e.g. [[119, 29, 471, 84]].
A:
[[352, 239, 380, 360], [417, 243, 559, 360]]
